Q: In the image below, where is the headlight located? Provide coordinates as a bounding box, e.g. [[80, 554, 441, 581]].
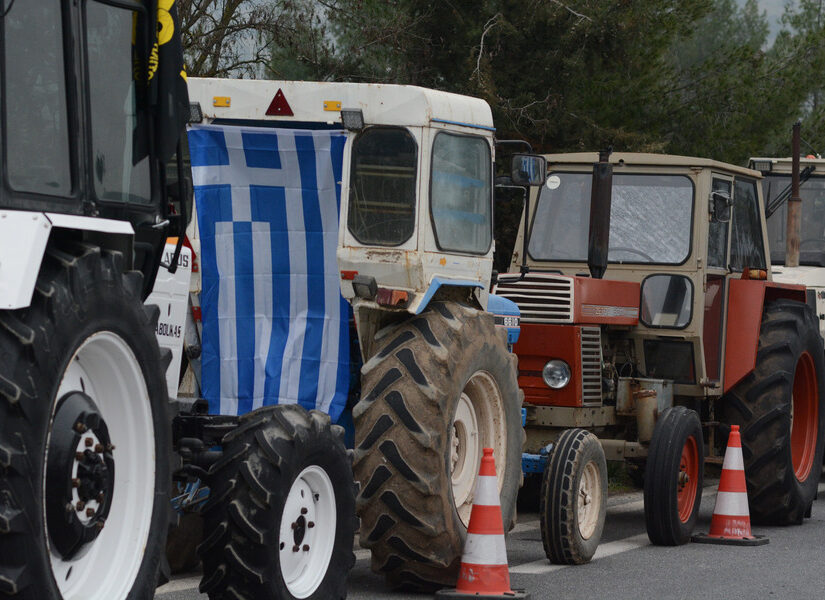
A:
[[542, 359, 571, 389]]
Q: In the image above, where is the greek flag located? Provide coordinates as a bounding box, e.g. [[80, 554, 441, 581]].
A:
[[188, 124, 350, 421]]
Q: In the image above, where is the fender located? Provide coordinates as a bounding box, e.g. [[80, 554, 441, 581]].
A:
[[0, 210, 133, 310], [409, 276, 485, 315], [723, 279, 807, 392]]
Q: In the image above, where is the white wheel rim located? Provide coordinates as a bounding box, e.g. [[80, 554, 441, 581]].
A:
[[578, 461, 601, 540], [46, 332, 155, 600], [450, 371, 507, 527], [279, 465, 337, 598]]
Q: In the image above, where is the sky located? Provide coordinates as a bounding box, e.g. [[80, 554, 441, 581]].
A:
[[746, 0, 785, 43]]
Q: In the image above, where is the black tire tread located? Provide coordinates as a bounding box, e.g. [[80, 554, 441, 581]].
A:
[[353, 301, 524, 590], [198, 404, 356, 600], [540, 428, 607, 565], [723, 299, 825, 525], [0, 240, 171, 598], [644, 406, 703, 545]]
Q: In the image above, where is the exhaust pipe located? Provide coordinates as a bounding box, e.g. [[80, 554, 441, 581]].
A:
[[786, 121, 802, 267], [588, 149, 613, 279]]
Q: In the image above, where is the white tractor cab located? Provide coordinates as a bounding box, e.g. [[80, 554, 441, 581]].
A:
[[168, 78, 544, 594], [749, 153, 825, 341]]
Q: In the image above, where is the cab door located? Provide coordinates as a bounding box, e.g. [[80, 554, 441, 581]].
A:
[[703, 176, 733, 385]]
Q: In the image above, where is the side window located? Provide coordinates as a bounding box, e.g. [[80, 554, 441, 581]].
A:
[[430, 132, 492, 254], [4, 0, 72, 195], [731, 178, 766, 270], [347, 127, 417, 246], [86, 0, 151, 204], [707, 178, 730, 268]]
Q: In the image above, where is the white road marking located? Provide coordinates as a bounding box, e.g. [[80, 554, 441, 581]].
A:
[[511, 534, 650, 575]]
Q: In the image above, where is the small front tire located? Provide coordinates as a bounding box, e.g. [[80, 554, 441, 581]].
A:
[[644, 406, 704, 545], [198, 405, 356, 600], [540, 428, 607, 564]]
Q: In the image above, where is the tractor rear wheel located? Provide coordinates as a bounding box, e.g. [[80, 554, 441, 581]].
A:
[[724, 299, 825, 524], [198, 404, 356, 600], [0, 242, 172, 599], [353, 301, 523, 590], [644, 406, 704, 545]]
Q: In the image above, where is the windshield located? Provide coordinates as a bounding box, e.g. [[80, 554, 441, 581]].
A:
[[430, 132, 492, 254], [763, 174, 825, 266], [528, 172, 694, 264]]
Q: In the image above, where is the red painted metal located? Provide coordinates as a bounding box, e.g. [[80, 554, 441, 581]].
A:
[[791, 351, 817, 482], [573, 276, 640, 325], [515, 323, 584, 406], [723, 280, 806, 392]]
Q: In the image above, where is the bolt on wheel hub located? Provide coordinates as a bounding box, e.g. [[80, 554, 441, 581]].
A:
[[46, 392, 115, 559]]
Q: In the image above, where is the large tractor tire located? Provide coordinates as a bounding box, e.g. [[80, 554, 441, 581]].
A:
[[724, 299, 825, 525], [198, 405, 356, 600], [540, 428, 607, 564], [353, 301, 524, 590], [644, 406, 704, 545], [0, 242, 172, 599]]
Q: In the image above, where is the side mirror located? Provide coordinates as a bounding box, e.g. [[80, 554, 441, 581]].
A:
[[511, 154, 547, 187], [710, 191, 732, 223]]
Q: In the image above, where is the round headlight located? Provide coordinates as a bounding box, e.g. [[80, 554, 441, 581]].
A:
[[542, 359, 571, 389]]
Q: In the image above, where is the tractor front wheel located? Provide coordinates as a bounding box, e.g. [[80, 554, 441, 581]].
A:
[[198, 405, 356, 600], [644, 406, 704, 545]]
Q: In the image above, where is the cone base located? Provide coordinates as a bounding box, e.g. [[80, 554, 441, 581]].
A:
[[435, 588, 531, 599], [691, 532, 769, 546]]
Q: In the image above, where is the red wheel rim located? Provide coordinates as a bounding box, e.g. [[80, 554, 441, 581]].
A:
[[677, 436, 699, 523], [791, 351, 818, 482]]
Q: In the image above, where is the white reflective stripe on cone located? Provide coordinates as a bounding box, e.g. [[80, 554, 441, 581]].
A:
[[721, 446, 745, 472], [473, 475, 500, 506], [461, 533, 508, 566], [713, 491, 751, 517]]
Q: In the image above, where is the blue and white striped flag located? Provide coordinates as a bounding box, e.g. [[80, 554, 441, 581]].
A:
[[188, 124, 350, 421]]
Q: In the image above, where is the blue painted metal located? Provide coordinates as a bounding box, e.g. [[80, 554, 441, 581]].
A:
[[415, 277, 483, 315], [521, 443, 554, 475], [431, 118, 496, 132], [522, 453, 547, 474], [170, 479, 211, 513], [488, 293, 521, 344]]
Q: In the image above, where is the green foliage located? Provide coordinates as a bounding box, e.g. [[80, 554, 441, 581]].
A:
[[260, 0, 825, 160]]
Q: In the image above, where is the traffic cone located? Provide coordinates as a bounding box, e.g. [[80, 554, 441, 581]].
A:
[[436, 448, 529, 599], [692, 425, 769, 546]]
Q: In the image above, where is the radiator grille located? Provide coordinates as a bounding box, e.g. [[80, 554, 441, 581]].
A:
[[580, 326, 603, 406], [494, 274, 574, 323]]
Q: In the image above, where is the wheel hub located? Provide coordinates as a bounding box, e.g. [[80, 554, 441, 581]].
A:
[[46, 392, 115, 559]]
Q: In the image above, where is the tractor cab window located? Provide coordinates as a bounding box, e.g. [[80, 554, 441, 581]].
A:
[[347, 127, 417, 246], [730, 178, 766, 271], [430, 132, 492, 254], [86, 0, 151, 204], [763, 175, 825, 266], [528, 172, 693, 264], [3, 0, 72, 196]]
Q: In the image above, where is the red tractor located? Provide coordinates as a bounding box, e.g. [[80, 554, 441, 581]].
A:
[[496, 151, 825, 563]]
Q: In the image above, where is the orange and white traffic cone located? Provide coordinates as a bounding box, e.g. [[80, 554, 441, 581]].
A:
[[692, 425, 769, 546], [436, 448, 529, 599]]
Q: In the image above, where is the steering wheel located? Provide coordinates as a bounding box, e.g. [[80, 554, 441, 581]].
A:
[[608, 246, 654, 262]]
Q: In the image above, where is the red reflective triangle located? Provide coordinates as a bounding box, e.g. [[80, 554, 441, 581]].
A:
[[266, 89, 294, 116]]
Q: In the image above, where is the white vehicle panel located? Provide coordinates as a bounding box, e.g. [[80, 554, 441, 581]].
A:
[[145, 243, 192, 400], [0, 211, 52, 309]]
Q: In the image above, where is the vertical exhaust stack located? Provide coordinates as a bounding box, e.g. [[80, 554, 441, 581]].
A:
[[588, 149, 613, 279], [786, 121, 802, 268]]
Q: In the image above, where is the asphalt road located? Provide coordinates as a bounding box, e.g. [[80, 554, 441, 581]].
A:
[[156, 479, 825, 600]]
